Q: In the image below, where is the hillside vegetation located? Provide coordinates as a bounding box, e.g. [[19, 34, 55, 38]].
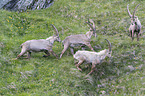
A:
[[1, 0, 145, 95]]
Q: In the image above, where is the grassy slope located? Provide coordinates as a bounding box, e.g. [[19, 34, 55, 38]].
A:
[[1, 0, 145, 95]]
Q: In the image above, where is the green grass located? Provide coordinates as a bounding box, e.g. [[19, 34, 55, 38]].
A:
[[1, 0, 145, 95]]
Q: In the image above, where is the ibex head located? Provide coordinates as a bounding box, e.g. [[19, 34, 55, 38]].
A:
[[105, 39, 112, 58], [50, 24, 61, 42], [127, 4, 140, 25]]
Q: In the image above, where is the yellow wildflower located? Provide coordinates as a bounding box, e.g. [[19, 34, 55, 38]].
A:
[[6, 19, 9, 22], [9, 16, 12, 19]]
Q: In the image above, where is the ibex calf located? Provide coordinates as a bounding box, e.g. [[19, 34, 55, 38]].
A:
[[16, 24, 61, 59], [60, 19, 96, 58], [127, 4, 141, 41], [73, 39, 112, 75]]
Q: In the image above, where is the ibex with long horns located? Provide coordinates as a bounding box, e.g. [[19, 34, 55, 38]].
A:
[[60, 19, 96, 58], [127, 4, 141, 41], [16, 24, 61, 59], [73, 39, 112, 75]]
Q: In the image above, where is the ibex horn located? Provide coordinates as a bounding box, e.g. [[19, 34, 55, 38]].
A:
[[50, 24, 59, 36], [105, 39, 112, 52], [127, 4, 132, 18], [132, 4, 140, 20], [89, 19, 96, 30], [86, 21, 96, 33]]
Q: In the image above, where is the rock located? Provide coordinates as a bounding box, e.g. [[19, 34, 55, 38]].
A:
[[0, 0, 11, 8], [1, 0, 54, 12]]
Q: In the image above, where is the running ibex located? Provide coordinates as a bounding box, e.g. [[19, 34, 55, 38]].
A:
[[60, 19, 96, 58], [127, 4, 141, 41], [73, 39, 112, 75], [16, 24, 61, 59]]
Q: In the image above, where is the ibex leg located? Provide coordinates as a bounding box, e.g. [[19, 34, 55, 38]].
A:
[[50, 50, 58, 59], [16, 47, 27, 59], [88, 63, 96, 75], [25, 52, 31, 59], [136, 32, 139, 41], [70, 48, 74, 55], [139, 29, 141, 36], [94, 33, 97, 38], [131, 31, 134, 41], [130, 31, 132, 37], [43, 50, 50, 57], [76, 60, 84, 71], [60, 45, 69, 58]]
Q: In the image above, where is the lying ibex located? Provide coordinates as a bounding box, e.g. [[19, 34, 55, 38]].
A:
[[73, 39, 112, 75], [16, 24, 61, 59], [127, 4, 141, 41], [60, 19, 96, 58]]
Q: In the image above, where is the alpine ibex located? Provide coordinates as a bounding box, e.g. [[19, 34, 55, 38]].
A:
[[127, 4, 141, 41], [73, 39, 112, 75], [60, 19, 96, 58], [16, 24, 61, 59]]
